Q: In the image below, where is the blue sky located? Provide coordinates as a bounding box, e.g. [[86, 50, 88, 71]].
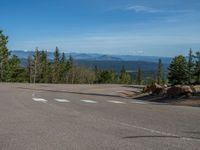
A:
[[0, 0, 200, 57]]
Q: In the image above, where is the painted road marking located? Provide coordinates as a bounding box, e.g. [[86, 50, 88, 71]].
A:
[[131, 100, 147, 104], [108, 100, 126, 104], [54, 99, 70, 102], [32, 98, 47, 103], [81, 100, 97, 103]]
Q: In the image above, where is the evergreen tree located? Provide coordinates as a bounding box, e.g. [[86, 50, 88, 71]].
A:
[[156, 59, 164, 85], [109, 70, 117, 83], [194, 51, 200, 84], [52, 47, 60, 83], [0, 30, 10, 81], [60, 52, 67, 83], [66, 55, 75, 84], [99, 70, 117, 83], [5, 55, 26, 82], [120, 66, 131, 84], [27, 55, 33, 83], [33, 48, 42, 83], [40, 51, 49, 83], [120, 66, 126, 75], [187, 49, 194, 84], [73, 66, 95, 84], [94, 65, 100, 83], [136, 67, 143, 85], [168, 55, 189, 85]]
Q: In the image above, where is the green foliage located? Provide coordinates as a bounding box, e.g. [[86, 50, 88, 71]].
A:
[[94, 65, 101, 83], [33, 48, 42, 83], [40, 51, 49, 83], [99, 70, 117, 83], [156, 59, 164, 85], [187, 49, 195, 84], [0, 31, 25, 82], [119, 66, 131, 84], [2, 30, 200, 85], [168, 55, 189, 85], [27, 55, 33, 83], [52, 47, 60, 83], [74, 67, 95, 84], [136, 67, 143, 85], [60, 53, 67, 83], [0, 30, 10, 81], [194, 51, 200, 84], [5, 55, 26, 82], [66, 55, 76, 84]]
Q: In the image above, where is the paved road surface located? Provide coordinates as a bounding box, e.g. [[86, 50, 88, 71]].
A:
[[0, 83, 199, 150]]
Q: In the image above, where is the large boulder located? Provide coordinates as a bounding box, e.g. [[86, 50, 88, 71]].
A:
[[143, 83, 166, 95], [167, 85, 193, 98], [143, 85, 151, 93]]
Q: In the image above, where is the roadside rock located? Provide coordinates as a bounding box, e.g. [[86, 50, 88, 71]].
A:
[[143, 83, 166, 95], [167, 85, 193, 98]]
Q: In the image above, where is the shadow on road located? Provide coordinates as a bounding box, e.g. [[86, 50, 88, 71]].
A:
[[17, 87, 124, 99], [184, 131, 200, 135], [136, 94, 200, 107], [123, 135, 180, 139], [123, 135, 200, 140]]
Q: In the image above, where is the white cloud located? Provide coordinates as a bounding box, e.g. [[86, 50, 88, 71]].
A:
[[117, 5, 192, 14], [126, 5, 160, 13]]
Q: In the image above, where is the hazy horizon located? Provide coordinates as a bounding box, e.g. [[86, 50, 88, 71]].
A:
[[10, 49, 180, 58], [1, 0, 200, 57]]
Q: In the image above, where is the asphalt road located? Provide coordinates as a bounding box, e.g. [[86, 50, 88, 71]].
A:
[[0, 83, 199, 150]]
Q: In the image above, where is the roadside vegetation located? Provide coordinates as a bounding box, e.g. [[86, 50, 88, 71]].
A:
[[0, 30, 199, 88]]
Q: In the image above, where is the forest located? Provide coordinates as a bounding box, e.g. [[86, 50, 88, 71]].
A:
[[0, 30, 199, 85]]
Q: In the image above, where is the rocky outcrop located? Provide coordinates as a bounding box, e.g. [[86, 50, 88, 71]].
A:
[[167, 85, 194, 97], [143, 83, 166, 95]]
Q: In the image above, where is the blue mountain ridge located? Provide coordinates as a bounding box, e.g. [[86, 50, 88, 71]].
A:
[[11, 50, 172, 64]]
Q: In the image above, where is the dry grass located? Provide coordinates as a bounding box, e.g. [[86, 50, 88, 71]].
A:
[[194, 85, 200, 93]]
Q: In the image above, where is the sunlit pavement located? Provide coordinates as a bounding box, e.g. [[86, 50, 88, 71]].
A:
[[0, 83, 199, 150]]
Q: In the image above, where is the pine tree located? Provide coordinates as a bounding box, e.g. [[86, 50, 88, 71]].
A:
[[187, 49, 194, 84], [52, 47, 60, 83], [94, 65, 100, 83], [99, 70, 117, 83], [40, 51, 49, 83], [194, 51, 200, 84], [120, 66, 126, 75], [136, 67, 143, 85], [156, 59, 164, 85], [109, 70, 117, 83], [73, 66, 95, 84], [168, 55, 189, 85], [66, 55, 75, 84], [4, 55, 27, 82], [33, 48, 42, 83], [60, 52, 66, 83], [120, 66, 130, 84], [0, 30, 10, 81], [27, 55, 33, 83]]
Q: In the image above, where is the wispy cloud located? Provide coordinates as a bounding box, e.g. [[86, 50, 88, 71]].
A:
[[126, 5, 160, 13], [110, 5, 191, 14]]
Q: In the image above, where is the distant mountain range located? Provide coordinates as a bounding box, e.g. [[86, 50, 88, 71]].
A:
[[11, 50, 172, 64], [11, 50, 171, 75]]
